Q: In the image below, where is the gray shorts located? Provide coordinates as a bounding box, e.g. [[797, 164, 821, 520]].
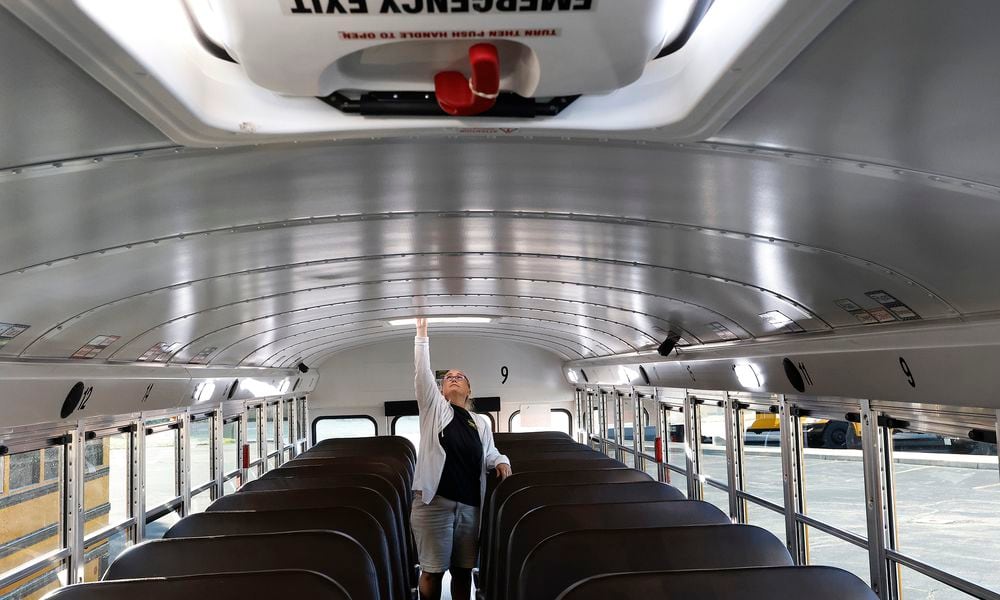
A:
[[411, 491, 480, 573]]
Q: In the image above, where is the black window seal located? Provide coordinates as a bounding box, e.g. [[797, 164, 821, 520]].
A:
[[508, 408, 573, 435], [311, 415, 378, 445]]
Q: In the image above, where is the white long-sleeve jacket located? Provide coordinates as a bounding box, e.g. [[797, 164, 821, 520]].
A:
[[413, 335, 510, 506]]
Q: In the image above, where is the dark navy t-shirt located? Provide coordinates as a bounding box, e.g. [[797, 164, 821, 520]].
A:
[[435, 404, 483, 506]]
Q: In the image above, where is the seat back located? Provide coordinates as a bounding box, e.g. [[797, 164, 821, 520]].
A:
[[104, 531, 380, 600], [278, 456, 410, 498], [42, 570, 349, 600], [297, 449, 414, 481], [163, 508, 400, 600], [485, 481, 684, 595], [208, 486, 404, 587], [481, 468, 647, 581], [241, 473, 411, 587], [500, 500, 729, 600], [553, 566, 879, 600], [521, 525, 793, 600], [312, 435, 416, 463]]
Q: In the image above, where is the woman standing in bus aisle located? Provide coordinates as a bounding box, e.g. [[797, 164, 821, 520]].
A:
[[411, 317, 513, 600]]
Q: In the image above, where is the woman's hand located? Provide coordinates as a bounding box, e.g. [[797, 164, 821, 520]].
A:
[[416, 317, 428, 337], [496, 463, 512, 480]]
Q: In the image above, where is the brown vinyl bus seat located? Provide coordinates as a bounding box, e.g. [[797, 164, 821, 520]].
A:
[[502, 449, 606, 461], [260, 463, 412, 556], [553, 566, 879, 600], [480, 468, 648, 580], [163, 508, 400, 600], [240, 473, 411, 588], [499, 500, 729, 600], [208, 488, 408, 588], [495, 440, 583, 452], [312, 435, 416, 464], [298, 448, 414, 482], [283, 456, 411, 498], [485, 481, 685, 599], [42, 570, 349, 600], [103, 531, 379, 600], [244, 472, 403, 522], [495, 432, 573, 442], [243, 473, 407, 556], [520, 525, 794, 600]]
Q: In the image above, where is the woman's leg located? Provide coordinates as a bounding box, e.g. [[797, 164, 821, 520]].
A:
[[412, 492, 456, 600], [451, 503, 481, 600], [450, 567, 473, 600], [419, 571, 445, 600]]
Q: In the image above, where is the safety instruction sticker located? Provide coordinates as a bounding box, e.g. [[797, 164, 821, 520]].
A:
[[0, 323, 30, 339], [188, 347, 218, 365], [71, 335, 120, 359], [138, 342, 182, 363], [336, 28, 559, 40], [284, 0, 594, 16], [758, 311, 805, 333], [834, 299, 878, 324], [865, 290, 921, 321], [707, 322, 739, 341]]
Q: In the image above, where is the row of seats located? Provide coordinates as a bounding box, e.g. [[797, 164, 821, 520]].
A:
[[482, 431, 878, 600], [44, 436, 417, 600]]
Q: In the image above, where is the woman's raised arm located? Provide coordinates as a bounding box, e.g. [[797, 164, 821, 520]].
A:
[[414, 317, 439, 411]]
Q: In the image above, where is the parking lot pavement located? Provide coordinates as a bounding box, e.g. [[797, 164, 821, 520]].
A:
[[717, 448, 1000, 599]]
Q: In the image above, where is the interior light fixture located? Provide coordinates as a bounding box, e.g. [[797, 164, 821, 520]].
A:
[[194, 382, 216, 403], [388, 317, 493, 326], [733, 364, 762, 388], [566, 370, 580, 384]]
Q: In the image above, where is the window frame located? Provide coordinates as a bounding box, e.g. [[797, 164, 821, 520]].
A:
[[507, 407, 573, 435], [311, 415, 378, 444]]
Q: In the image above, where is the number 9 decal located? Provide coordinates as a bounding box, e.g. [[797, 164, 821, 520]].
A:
[[899, 357, 916, 388], [501, 366, 509, 384]]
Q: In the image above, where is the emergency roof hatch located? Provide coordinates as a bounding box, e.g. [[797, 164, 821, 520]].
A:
[[209, 0, 675, 99], [6, 0, 851, 144]]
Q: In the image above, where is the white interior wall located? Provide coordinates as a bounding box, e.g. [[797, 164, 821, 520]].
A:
[[310, 335, 575, 434]]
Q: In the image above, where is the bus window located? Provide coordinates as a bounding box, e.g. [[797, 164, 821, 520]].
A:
[[738, 400, 786, 544], [392, 415, 421, 451], [0, 445, 65, 597], [313, 416, 377, 442], [246, 405, 261, 466], [741, 406, 784, 505], [144, 427, 179, 510], [509, 408, 572, 435], [145, 507, 181, 541], [265, 403, 278, 464], [222, 418, 239, 480], [84, 433, 129, 526], [696, 397, 730, 514], [800, 415, 867, 539], [190, 489, 212, 514], [296, 397, 308, 451], [663, 405, 687, 490], [189, 416, 213, 490], [281, 399, 292, 451], [890, 424, 999, 596], [83, 527, 131, 583], [805, 525, 871, 586]]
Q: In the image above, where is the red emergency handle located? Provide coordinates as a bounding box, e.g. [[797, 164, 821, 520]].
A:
[[654, 436, 663, 463], [242, 443, 251, 469], [434, 43, 500, 116]]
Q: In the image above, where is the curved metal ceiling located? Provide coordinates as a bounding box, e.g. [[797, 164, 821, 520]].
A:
[[1, 1, 998, 371]]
